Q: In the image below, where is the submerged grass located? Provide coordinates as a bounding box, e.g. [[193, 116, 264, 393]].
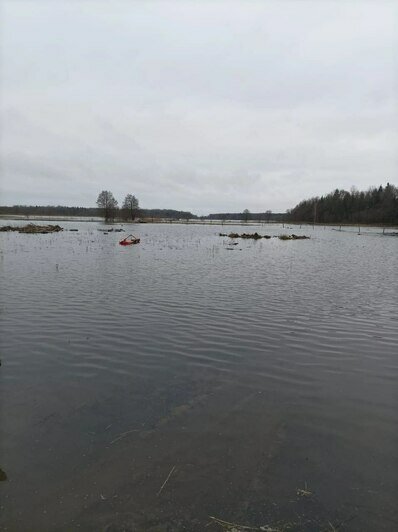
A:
[[209, 515, 297, 531], [209, 515, 355, 532], [208, 483, 356, 532]]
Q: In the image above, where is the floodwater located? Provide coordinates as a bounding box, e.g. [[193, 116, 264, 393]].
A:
[[0, 221, 397, 531]]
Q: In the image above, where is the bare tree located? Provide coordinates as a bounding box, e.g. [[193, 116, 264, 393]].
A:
[[96, 190, 118, 221], [122, 194, 139, 221], [243, 208, 250, 222], [265, 209, 272, 222]]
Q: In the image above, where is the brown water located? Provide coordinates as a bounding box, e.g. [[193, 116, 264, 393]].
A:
[[1, 221, 397, 531]]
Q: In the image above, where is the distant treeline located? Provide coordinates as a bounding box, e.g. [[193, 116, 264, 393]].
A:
[[0, 205, 100, 217], [0, 204, 286, 221], [0, 205, 197, 220], [142, 208, 196, 220], [287, 183, 398, 225], [3, 183, 397, 224], [204, 212, 285, 221]]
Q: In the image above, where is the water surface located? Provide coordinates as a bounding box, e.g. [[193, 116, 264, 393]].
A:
[[1, 221, 397, 531]]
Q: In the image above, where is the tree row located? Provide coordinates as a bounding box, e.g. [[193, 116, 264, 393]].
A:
[[96, 191, 139, 221], [95, 191, 196, 221]]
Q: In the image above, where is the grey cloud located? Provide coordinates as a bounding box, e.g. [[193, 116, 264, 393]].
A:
[[1, 0, 397, 214]]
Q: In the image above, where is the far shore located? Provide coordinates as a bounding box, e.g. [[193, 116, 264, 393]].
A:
[[0, 214, 397, 229]]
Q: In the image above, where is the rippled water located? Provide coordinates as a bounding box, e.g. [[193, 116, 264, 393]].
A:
[[1, 221, 397, 531]]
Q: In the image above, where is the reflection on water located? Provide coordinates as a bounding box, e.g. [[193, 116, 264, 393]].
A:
[[0, 221, 397, 531]]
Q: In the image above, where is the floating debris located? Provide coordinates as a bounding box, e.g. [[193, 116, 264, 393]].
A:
[[119, 234, 140, 246], [296, 482, 313, 497], [98, 227, 124, 233], [0, 468, 7, 481], [0, 224, 63, 234]]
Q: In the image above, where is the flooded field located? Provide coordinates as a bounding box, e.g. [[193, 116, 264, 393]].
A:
[[0, 221, 397, 531]]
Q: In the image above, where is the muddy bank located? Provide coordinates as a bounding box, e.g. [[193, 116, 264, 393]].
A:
[[0, 224, 63, 234], [278, 234, 310, 240], [220, 232, 310, 240], [220, 232, 271, 239]]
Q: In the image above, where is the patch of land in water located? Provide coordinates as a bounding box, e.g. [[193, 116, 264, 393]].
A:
[[220, 232, 310, 240], [0, 223, 63, 234]]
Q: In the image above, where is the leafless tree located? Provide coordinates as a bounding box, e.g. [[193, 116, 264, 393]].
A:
[[122, 194, 139, 221], [96, 190, 118, 221], [243, 208, 250, 222]]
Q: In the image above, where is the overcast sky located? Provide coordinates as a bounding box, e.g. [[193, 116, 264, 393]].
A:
[[1, 1, 397, 214]]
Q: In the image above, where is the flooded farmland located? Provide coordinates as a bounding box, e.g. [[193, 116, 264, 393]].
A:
[[0, 221, 397, 531]]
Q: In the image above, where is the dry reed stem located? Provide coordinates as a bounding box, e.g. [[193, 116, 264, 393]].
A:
[[157, 465, 176, 497], [109, 428, 138, 445]]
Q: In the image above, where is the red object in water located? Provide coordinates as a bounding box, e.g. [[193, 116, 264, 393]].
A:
[[119, 234, 140, 246]]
